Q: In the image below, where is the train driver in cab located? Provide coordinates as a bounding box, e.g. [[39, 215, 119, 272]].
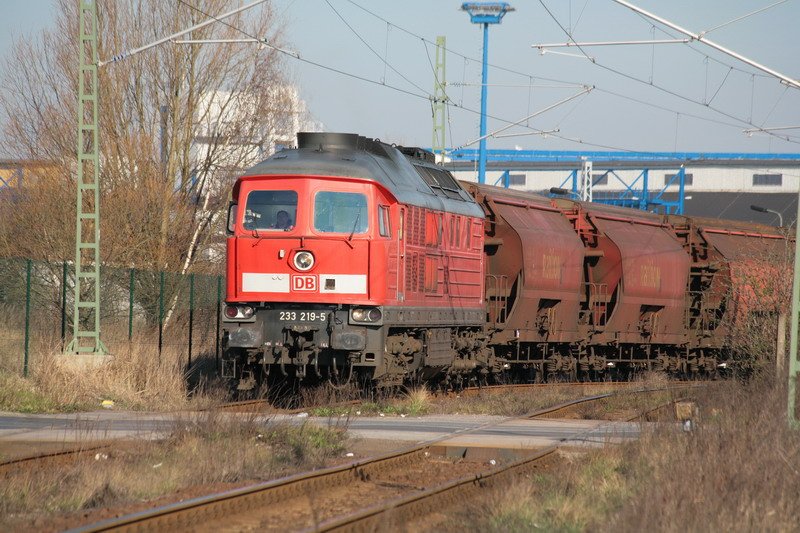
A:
[[274, 210, 293, 230]]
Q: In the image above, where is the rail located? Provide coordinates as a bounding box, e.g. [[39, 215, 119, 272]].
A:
[[70, 382, 704, 532], [311, 385, 695, 532]]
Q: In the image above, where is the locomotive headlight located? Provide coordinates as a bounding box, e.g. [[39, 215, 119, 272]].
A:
[[224, 305, 254, 320], [293, 250, 315, 271], [350, 307, 383, 323]]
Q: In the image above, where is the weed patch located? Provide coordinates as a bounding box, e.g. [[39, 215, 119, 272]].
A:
[[0, 413, 347, 524], [442, 378, 800, 532], [0, 372, 75, 412], [0, 342, 229, 413]]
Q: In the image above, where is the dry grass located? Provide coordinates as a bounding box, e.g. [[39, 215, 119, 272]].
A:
[[429, 382, 640, 417], [447, 448, 629, 532], [402, 386, 434, 415], [611, 377, 800, 532], [0, 413, 347, 524], [309, 385, 434, 418], [0, 341, 228, 412], [443, 376, 800, 532]]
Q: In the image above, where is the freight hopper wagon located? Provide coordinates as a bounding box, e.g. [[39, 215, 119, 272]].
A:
[[667, 214, 790, 372], [466, 182, 789, 380], [221, 133, 488, 390]]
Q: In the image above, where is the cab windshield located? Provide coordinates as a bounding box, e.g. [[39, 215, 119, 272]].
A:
[[314, 191, 368, 234], [243, 190, 297, 231]]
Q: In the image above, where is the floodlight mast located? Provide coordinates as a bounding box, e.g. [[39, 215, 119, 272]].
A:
[[460, 2, 514, 184]]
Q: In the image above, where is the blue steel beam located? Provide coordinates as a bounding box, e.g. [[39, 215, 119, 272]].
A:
[[448, 148, 800, 163], [547, 166, 687, 214]]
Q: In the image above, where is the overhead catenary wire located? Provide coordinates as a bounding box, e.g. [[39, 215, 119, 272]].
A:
[[448, 87, 593, 153], [174, 0, 432, 102], [628, 8, 774, 79], [99, 0, 270, 66], [175, 0, 644, 154], [700, 0, 789, 36], [323, 0, 429, 96], [614, 0, 800, 88], [535, 0, 800, 145], [345, 0, 798, 147]]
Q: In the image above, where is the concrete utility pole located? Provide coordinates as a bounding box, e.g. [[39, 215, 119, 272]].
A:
[[432, 36, 447, 162], [460, 2, 514, 184], [608, 0, 800, 427]]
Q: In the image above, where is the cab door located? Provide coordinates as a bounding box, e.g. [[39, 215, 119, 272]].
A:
[[396, 206, 406, 302]]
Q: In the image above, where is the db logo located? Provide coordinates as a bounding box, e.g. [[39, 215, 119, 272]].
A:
[[291, 275, 317, 292]]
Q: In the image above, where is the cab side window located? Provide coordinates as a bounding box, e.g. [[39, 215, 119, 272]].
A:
[[378, 206, 390, 237]]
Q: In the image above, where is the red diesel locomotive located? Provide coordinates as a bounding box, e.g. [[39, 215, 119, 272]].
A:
[[222, 132, 487, 390], [222, 132, 789, 390]]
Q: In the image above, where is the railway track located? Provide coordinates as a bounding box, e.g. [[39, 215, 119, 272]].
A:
[[312, 387, 694, 532], [527, 383, 704, 420], [1, 399, 358, 475], [70, 382, 701, 532], [4, 382, 697, 478], [0, 443, 114, 477], [458, 379, 712, 397], [211, 398, 359, 414]]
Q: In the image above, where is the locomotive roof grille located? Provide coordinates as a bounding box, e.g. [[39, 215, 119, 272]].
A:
[[414, 165, 465, 201]]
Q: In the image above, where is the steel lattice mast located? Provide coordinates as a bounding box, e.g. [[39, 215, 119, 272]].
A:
[[65, 0, 270, 357], [67, 0, 106, 354]]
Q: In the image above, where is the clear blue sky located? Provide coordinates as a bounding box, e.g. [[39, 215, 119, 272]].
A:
[[2, 0, 799, 154]]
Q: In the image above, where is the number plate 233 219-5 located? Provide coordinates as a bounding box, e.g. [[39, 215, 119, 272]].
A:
[[277, 311, 329, 323]]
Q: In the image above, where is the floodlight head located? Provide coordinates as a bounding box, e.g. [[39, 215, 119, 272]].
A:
[[461, 2, 514, 24]]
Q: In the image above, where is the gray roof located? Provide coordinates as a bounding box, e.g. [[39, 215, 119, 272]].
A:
[[242, 133, 484, 218]]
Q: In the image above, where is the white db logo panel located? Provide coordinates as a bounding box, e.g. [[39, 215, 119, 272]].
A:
[[292, 275, 317, 292]]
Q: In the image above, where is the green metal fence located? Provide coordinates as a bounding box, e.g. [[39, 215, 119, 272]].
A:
[[0, 257, 224, 376]]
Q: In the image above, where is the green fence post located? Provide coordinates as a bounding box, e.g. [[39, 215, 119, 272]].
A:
[[60, 261, 67, 349], [215, 275, 222, 366], [23, 259, 32, 377], [188, 273, 194, 370], [128, 268, 134, 342], [158, 270, 164, 359]]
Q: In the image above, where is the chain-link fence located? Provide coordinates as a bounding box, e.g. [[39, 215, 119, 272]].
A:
[[0, 257, 224, 376]]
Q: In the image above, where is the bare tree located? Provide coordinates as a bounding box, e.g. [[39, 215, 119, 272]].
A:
[[0, 0, 296, 277]]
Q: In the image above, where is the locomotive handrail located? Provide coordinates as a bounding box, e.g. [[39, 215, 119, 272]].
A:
[[590, 213, 670, 228], [702, 228, 786, 239], [490, 196, 563, 213]]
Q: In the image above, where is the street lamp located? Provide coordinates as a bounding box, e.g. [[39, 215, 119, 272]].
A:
[[750, 204, 784, 227], [461, 2, 514, 185], [549, 187, 580, 199]]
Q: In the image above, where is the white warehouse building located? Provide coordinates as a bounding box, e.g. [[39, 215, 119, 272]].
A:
[[444, 149, 800, 226]]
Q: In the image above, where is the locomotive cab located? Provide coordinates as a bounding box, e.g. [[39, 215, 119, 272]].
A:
[[223, 173, 394, 389]]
